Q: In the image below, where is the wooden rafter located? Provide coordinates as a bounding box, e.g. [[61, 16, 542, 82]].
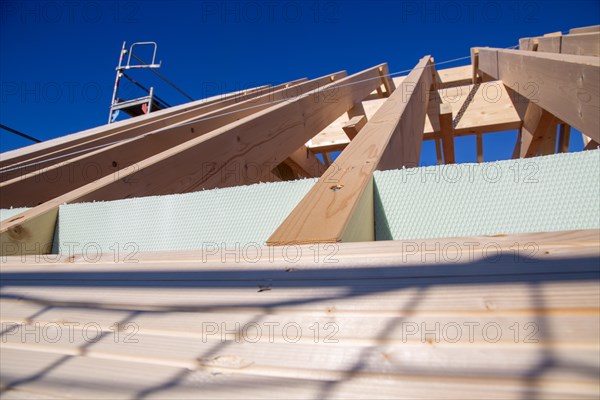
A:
[[267, 56, 434, 245], [1, 64, 389, 255], [0, 83, 277, 172], [0, 75, 343, 207], [477, 48, 599, 143]]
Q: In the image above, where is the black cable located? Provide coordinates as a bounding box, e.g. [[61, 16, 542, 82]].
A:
[[131, 53, 194, 101], [121, 72, 172, 107], [0, 123, 41, 143]]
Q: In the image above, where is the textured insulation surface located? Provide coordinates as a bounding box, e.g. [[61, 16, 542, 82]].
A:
[[55, 179, 317, 253], [0, 207, 30, 222], [374, 150, 600, 240]]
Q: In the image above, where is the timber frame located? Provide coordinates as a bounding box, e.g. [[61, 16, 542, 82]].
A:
[[0, 25, 599, 254]]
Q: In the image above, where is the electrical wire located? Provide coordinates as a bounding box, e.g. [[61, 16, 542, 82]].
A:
[[0, 124, 41, 143]]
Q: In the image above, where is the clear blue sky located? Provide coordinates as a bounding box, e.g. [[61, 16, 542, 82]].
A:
[[1, 0, 598, 165]]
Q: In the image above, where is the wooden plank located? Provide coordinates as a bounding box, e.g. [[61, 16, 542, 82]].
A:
[[346, 101, 366, 119], [322, 152, 332, 168], [434, 137, 443, 164], [536, 35, 562, 53], [434, 65, 472, 89], [476, 134, 483, 163], [569, 25, 600, 34], [477, 48, 600, 142], [267, 56, 433, 245], [561, 32, 600, 57], [0, 65, 387, 256], [285, 146, 325, 178], [3, 228, 598, 267], [439, 103, 455, 164], [0, 75, 342, 208], [341, 115, 367, 140], [557, 123, 571, 153], [539, 120, 558, 155], [0, 84, 275, 170], [470, 48, 479, 83], [309, 80, 522, 153], [584, 139, 600, 150], [0, 82, 304, 184], [378, 65, 396, 96], [518, 102, 558, 158]]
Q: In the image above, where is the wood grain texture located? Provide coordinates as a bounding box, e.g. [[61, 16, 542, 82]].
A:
[[477, 48, 599, 143], [0, 77, 332, 207], [0, 84, 275, 170], [1, 229, 598, 399], [268, 56, 434, 245]]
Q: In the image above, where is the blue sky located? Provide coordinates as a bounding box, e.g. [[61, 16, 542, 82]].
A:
[[1, 0, 598, 165]]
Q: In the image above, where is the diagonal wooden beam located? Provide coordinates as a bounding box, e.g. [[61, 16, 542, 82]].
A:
[[476, 48, 599, 143], [517, 102, 558, 158], [0, 84, 276, 171], [0, 75, 340, 208], [267, 56, 434, 245], [1, 64, 388, 255]]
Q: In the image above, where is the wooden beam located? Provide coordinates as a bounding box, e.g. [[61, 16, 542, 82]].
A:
[[518, 102, 558, 158], [0, 82, 305, 184], [0, 75, 342, 208], [284, 146, 325, 178], [434, 137, 443, 165], [378, 65, 396, 96], [267, 56, 433, 245], [0, 64, 387, 255], [476, 134, 483, 163], [309, 80, 522, 153], [322, 152, 332, 168], [557, 124, 571, 153], [439, 103, 455, 164], [470, 48, 479, 84], [521, 31, 600, 57], [341, 115, 367, 140], [0, 84, 276, 170], [584, 139, 600, 150], [434, 65, 472, 89], [561, 33, 600, 57], [346, 101, 366, 119], [539, 120, 558, 155], [477, 48, 599, 143], [569, 25, 600, 34]]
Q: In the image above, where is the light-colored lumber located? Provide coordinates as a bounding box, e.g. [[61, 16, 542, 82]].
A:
[[0, 76, 340, 207], [435, 65, 472, 88], [321, 152, 332, 168], [1, 230, 598, 398], [584, 139, 600, 150], [569, 25, 600, 34], [561, 32, 600, 57], [0, 84, 275, 170], [476, 48, 599, 143], [476, 134, 483, 162], [284, 146, 325, 178], [558, 124, 571, 153], [267, 56, 434, 245], [341, 115, 367, 140], [470, 48, 479, 83], [308, 80, 522, 153], [439, 103, 455, 164], [539, 120, 558, 155], [434, 137, 443, 164], [517, 102, 558, 158], [2, 228, 598, 267], [0, 64, 388, 255]]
